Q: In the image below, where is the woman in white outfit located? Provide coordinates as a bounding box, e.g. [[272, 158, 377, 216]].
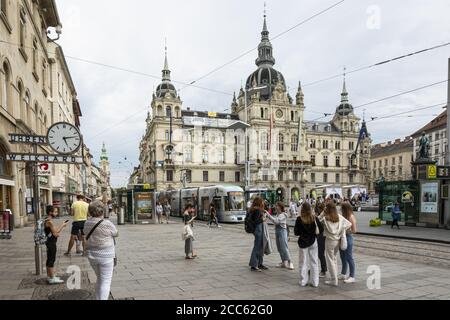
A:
[[84, 200, 118, 300], [318, 201, 351, 287], [294, 202, 323, 287]]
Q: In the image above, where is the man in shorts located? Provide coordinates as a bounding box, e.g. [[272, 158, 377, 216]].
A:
[[64, 195, 89, 256]]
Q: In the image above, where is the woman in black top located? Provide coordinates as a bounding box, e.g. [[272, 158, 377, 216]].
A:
[[294, 202, 323, 287], [44, 205, 68, 284], [248, 197, 267, 272], [208, 203, 220, 228], [314, 203, 327, 277]]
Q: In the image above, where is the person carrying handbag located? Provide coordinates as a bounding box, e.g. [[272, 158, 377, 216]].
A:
[[183, 204, 197, 259], [294, 202, 323, 287], [338, 202, 357, 284], [318, 201, 351, 287], [84, 200, 119, 300]]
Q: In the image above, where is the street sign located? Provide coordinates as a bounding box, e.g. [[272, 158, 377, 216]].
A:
[[6, 153, 83, 164], [437, 166, 450, 179], [9, 134, 47, 144], [37, 163, 51, 176], [427, 165, 437, 179]]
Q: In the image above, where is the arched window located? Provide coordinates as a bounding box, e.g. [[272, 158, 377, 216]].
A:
[[277, 134, 284, 151], [261, 108, 264, 118], [44, 115, 47, 134], [175, 106, 180, 118], [2, 62, 11, 111], [157, 105, 163, 117], [166, 106, 171, 117], [34, 104, 39, 133], [17, 81, 24, 120], [24, 91, 30, 125], [343, 122, 348, 131], [350, 122, 354, 132], [291, 134, 298, 152]]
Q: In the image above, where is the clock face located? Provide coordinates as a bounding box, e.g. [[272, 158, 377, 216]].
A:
[[276, 110, 283, 119], [47, 122, 82, 154]]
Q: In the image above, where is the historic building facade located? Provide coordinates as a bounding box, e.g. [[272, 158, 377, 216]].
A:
[[137, 16, 371, 201], [370, 137, 414, 192]]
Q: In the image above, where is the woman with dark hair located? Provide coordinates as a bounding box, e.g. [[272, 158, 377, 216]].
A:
[[339, 202, 357, 283], [248, 197, 268, 272], [208, 202, 220, 228], [318, 202, 351, 286], [295, 202, 323, 287], [267, 202, 294, 270], [314, 203, 327, 278], [44, 205, 68, 284]]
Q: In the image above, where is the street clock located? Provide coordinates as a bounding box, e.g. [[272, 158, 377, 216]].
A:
[[47, 122, 82, 155]]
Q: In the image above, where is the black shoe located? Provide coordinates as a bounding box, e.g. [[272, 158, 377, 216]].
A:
[[259, 265, 269, 270]]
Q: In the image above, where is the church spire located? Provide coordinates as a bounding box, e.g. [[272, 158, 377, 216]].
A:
[[162, 41, 171, 81], [100, 142, 108, 161], [296, 81, 304, 106], [341, 67, 349, 104], [256, 4, 275, 67]]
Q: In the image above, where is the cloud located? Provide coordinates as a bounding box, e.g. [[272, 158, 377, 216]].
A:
[[56, 0, 450, 187]]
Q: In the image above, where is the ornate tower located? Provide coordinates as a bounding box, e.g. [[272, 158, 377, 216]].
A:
[[99, 142, 111, 199]]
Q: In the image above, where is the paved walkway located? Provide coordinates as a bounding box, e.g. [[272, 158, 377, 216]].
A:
[[1, 217, 450, 300]]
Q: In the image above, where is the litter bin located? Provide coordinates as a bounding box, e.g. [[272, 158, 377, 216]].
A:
[[118, 208, 125, 225]]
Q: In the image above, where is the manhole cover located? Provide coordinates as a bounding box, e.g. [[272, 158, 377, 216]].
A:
[[48, 289, 93, 300]]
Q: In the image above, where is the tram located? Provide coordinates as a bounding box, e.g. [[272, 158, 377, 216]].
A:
[[167, 185, 246, 223]]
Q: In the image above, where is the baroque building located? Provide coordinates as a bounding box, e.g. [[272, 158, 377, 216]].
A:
[[137, 15, 371, 201]]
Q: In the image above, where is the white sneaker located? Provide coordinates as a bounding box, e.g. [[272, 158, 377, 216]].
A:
[[276, 262, 284, 268], [287, 262, 295, 270], [319, 272, 327, 278], [299, 281, 307, 287], [338, 274, 347, 280], [324, 280, 338, 287], [344, 277, 355, 283], [48, 277, 64, 285]]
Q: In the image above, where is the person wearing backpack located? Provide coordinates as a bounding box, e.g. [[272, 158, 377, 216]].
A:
[[266, 202, 294, 270], [248, 197, 267, 272], [44, 205, 68, 284], [295, 202, 323, 287]]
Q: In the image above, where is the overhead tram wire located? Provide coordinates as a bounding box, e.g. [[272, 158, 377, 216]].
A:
[[368, 102, 447, 123], [0, 39, 232, 97], [303, 42, 450, 87], [179, 0, 346, 91]]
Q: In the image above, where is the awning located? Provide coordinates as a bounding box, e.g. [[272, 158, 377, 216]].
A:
[[0, 178, 15, 187]]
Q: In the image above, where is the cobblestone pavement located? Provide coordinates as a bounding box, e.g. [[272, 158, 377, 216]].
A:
[[1, 217, 450, 300]]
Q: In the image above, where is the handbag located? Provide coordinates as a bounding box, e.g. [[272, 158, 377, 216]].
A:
[[340, 229, 348, 251], [314, 218, 320, 236], [182, 225, 194, 241]]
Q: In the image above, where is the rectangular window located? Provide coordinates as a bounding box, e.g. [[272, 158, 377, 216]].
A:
[[184, 147, 192, 162], [379, 160, 382, 167], [435, 133, 440, 140], [219, 171, 225, 182], [323, 173, 328, 183], [323, 155, 328, 167], [323, 140, 328, 149], [335, 141, 341, 150], [399, 156, 402, 163], [165, 130, 169, 141], [336, 173, 340, 183], [310, 140, 316, 148], [336, 156, 340, 167], [293, 171, 298, 181], [235, 172, 241, 182], [399, 167, 403, 175], [385, 159, 388, 166], [349, 174, 354, 183], [349, 141, 354, 150], [185, 170, 192, 183], [311, 155, 316, 166], [33, 39, 38, 73], [203, 171, 209, 182], [263, 174, 268, 182], [392, 157, 395, 165], [219, 148, 225, 163], [166, 170, 173, 182], [435, 147, 439, 155], [278, 170, 283, 181]]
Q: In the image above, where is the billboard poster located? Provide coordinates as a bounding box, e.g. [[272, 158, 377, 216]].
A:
[[421, 182, 439, 213], [135, 192, 153, 219]]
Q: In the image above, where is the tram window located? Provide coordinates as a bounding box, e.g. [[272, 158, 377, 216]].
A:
[[224, 197, 230, 211]]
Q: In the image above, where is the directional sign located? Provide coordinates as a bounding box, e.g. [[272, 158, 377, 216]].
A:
[[6, 153, 83, 164], [38, 163, 51, 176]]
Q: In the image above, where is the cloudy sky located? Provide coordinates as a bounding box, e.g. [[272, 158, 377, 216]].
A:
[[56, 0, 450, 187]]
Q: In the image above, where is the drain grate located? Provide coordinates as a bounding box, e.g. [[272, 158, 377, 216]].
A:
[[48, 289, 93, 300]]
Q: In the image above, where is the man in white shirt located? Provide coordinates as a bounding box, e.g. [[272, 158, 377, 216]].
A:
[[289, 199, 298, 218]]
